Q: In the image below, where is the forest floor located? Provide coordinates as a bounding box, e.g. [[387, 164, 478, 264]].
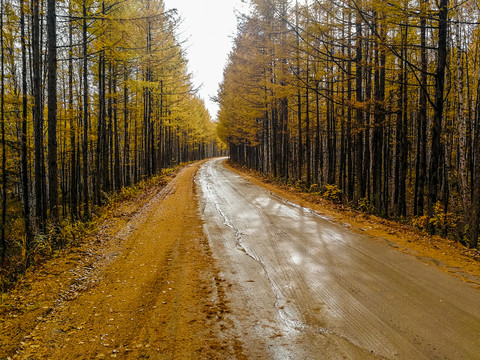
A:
[[0, 159, 479, 359], [226, 162, 480, 286]]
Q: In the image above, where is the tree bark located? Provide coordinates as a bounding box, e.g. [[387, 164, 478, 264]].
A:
[[32, 0, 47, 232], [414, 0, 428, 216], [20, 0, 33, 263], [455, 0, 469, 226], [355, 7, 364, 200], [82, 0, 90, 219], [47, 0, 59, 225], [69, 0, 77, 220], [0, 0, 6, 265], [427, 0, 449, 231]]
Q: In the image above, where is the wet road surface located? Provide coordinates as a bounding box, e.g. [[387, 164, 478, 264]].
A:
[[196, 158, 480, 359]]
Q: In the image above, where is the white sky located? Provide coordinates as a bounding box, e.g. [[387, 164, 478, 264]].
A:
[[163, 0, 249, 120]]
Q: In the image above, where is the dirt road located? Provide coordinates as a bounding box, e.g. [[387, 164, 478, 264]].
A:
[[197, 158, 480, 359], [4, 162, 243, 359], [2, 158, 479, 359]]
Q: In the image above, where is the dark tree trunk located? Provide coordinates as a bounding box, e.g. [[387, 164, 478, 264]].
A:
[[315, 83, 320, 185], [69, 0, 77, 220], [427, 0, 448, 232], [82, 0, 90, 219], [124, 67, 131, 187], [414, 0, 428, 216], [47, 0, 59, 225], [20, 0, 33, 263], [297, 90, 302, 182], [355, 10, 364, 200], [113, 68, 121, 190], [32, 0, 47, 232], [305, 61, 311, 188], [96, 18, 106, 206], [468, 63, 480, 249], [0, 0, 6, 265], [372, 14, 386, 215]]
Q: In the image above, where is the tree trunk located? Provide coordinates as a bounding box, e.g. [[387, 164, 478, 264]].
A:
[[0, 0, 6, 265], [455, 0, 469, 226], [82, 0, 90, 219], [414, 0, 428, 216], [124, 67, 131, 187], [20, 0, 33, 263], [305, 60, 311, 188], [32, 0, 47, 232], [69, 0, 77, 220], [427, 0, 449, 232], [372, 13, 385, 215], [113, 68, 121, 190], [355, 8, 364, 200], [468, 57, 480, 249], [47, 0, 59, 226]]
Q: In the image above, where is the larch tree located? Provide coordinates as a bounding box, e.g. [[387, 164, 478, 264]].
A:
[[0, 0, 222, 283], [219, 0, 480, 248]]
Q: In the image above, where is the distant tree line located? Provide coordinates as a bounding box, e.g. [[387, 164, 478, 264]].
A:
[[218, 0, 480, 249], [0, 0, 221, 277]]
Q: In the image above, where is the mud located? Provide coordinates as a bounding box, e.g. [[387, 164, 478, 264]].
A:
[[197, 158, 480, 359]]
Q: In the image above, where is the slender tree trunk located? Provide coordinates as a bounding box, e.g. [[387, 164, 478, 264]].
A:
[[47, 0, 59, 226], [355, 7, 364, 200], [315, 82, 320, 184], [469, 82, 480, 248], [0, 0, 6, 265], [113, 68, 121, 190], [414, 0, 429, 216], [124, 67, 131, 187], [82, 0, 90, 219], [468, 41, 480, 248], [372, 13, 385, 215], [96, 8, 106, 205], [396, 24, 408, 218], [32, 0, 47, 232], [384, 115, 391, 215], [364, 36, 372, 201], [347, 10, 354, 201], [296, 2, 302, 182], [281, 98, 289, 180], [272, 104, 278, 178], [297, 90, 302, 181], [305, 59, 311, 188], [69, 0, 77, 220], [400, 58, 408, 218], [455, 0, 469, 226], [20, 0, 33, 263], [427, 0, 449, 232]]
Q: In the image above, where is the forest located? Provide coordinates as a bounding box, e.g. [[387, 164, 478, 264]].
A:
[[218, 0, 480, 249], [0, 0, 221, 285]]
